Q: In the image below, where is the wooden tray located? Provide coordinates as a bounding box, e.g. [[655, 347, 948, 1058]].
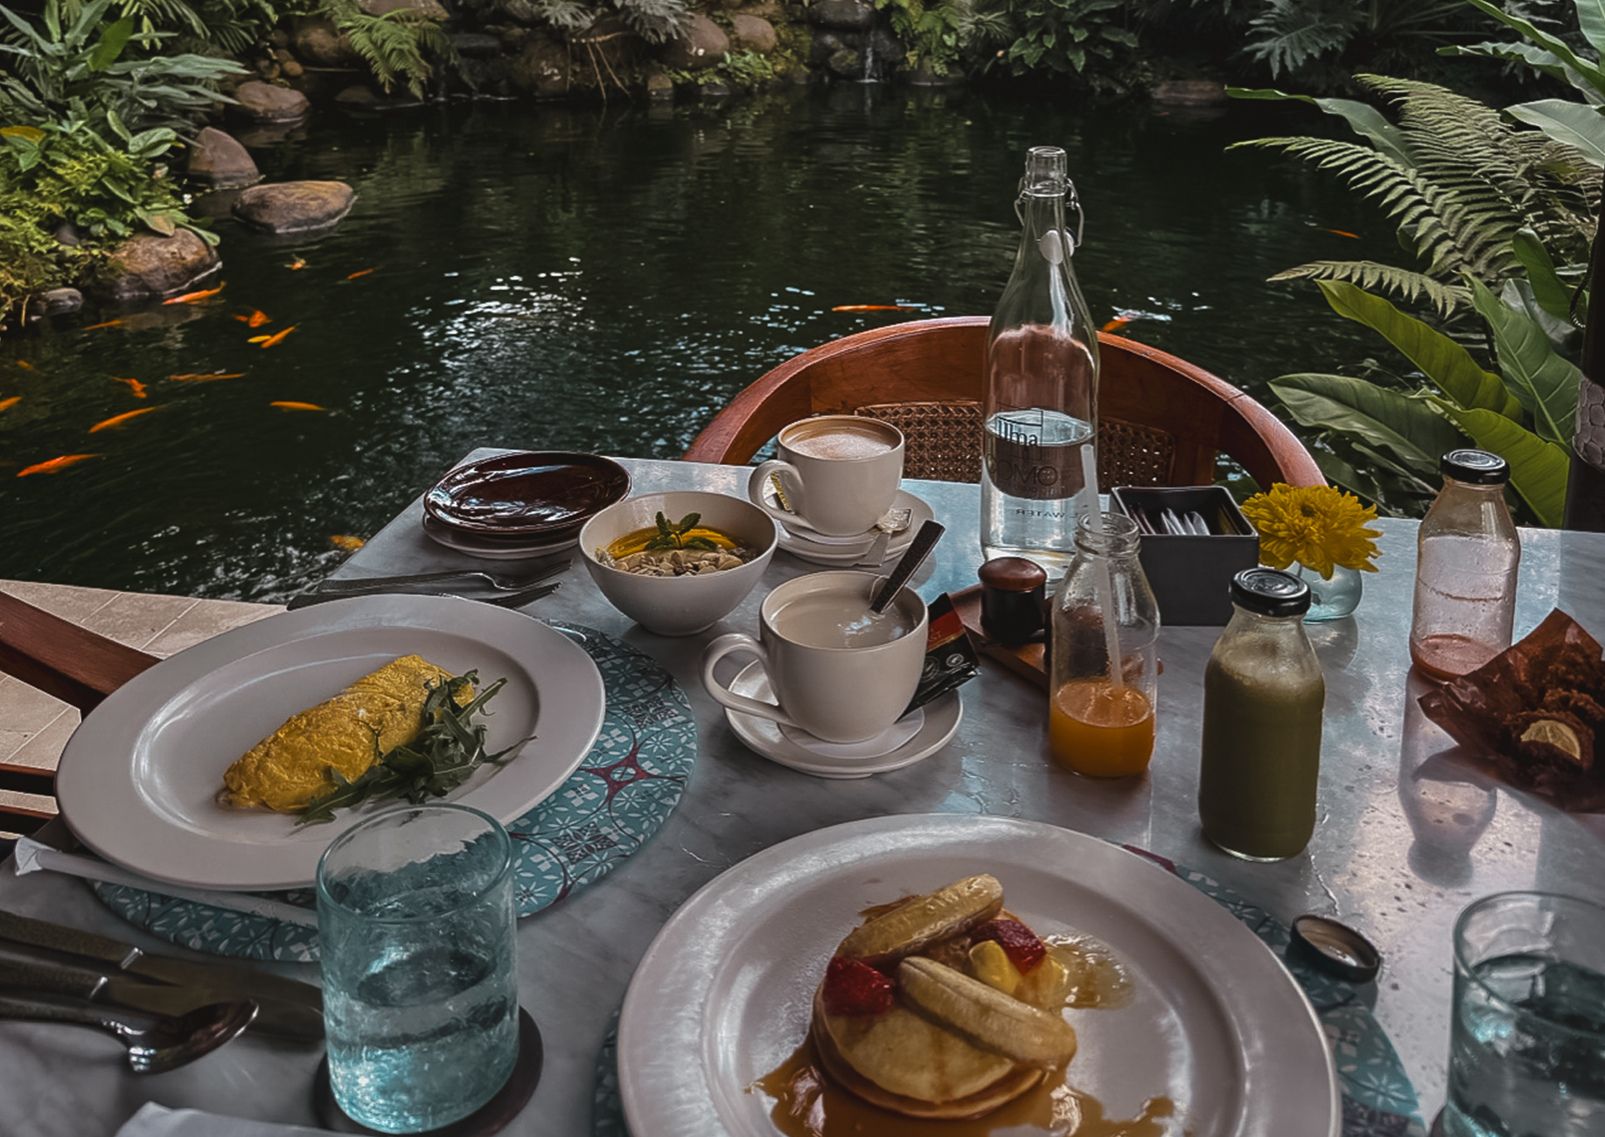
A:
[[951, 584, 1048, 690]]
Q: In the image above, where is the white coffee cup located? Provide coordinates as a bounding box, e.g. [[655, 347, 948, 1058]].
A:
[[701, 570, 928, 744], [747, 415, 904, 537]]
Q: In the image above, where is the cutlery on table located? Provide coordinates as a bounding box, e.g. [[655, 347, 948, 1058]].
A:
[[315, 559, 572, 594], [0, 991, 256, 1074], [0, 911, 321, 1011], [871, 519, 946, 614], [0, 947, 323, 1042], [286, 579, 561, 612]]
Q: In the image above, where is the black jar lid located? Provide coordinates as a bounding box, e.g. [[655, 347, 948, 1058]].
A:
[[1441, 448, 1510, 485], [979, 556, 1049, 593], [1289, 915, 1381, 984], [1229, 568, 1310, 618]]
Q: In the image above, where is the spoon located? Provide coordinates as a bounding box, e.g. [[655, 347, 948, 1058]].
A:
[[870, 519, 945, 614], [0, 992, 257, 1074]]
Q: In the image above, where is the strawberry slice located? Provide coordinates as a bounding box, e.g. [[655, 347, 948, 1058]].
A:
[[823, 955, 895, 1016], [973, 918, 1048, 973]]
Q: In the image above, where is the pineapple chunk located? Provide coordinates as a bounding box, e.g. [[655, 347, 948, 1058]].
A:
[[1016, 955, 1071, 1009], [968, 939, 1022, 995]]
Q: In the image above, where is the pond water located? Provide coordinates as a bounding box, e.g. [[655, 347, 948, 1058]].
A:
[[0, 84, 1387, 601]]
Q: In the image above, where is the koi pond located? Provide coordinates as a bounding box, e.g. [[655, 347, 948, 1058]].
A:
[[0, 85, 1382, 601]]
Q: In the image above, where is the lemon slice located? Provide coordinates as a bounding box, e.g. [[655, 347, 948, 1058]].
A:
[[1520, 719, 1583, 761]]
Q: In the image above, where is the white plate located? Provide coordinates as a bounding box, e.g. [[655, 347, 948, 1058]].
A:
[[618, 814, 1339, 1137], [55, 595, 606, 891], [773, 491, 934, 566], [725, 661, 961, 778]]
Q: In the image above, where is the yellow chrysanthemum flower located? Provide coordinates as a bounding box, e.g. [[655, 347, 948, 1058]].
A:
[[1241, 483, 1382, 578]]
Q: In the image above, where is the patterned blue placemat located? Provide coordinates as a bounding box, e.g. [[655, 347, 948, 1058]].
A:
[[589, 848, 1426, 1137], [93, 622, 696, 963]]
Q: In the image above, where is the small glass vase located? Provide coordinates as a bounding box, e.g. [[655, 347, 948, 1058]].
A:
[[1291, 562, 1363, 622]]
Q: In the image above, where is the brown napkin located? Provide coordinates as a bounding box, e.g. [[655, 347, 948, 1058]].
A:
[[1418, 609, 1605, 812]]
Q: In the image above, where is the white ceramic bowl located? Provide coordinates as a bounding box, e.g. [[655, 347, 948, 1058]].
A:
[[579, 491, 778, 636]]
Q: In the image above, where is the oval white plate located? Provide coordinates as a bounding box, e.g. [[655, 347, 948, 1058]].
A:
[[56, 595, 605, 891], [618, 814, 1338, 1137]]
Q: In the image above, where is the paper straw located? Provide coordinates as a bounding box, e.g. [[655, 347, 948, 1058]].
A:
[[1078, 445, 1124, 689]]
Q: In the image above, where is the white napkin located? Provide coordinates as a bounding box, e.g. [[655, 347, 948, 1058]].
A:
[[115, 1104, 332, 1136]]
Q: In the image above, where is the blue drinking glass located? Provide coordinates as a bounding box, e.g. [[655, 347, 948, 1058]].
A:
[[316, 804, 519, 1134], [1445, 891, 1605, 1137]]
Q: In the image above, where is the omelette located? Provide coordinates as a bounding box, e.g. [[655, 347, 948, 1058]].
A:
[[219, 654, 462, 813]]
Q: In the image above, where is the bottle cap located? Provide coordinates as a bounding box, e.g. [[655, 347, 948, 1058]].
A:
[[1289, 915, 1381, 984], [1441, 449, 1509, 485], [1023, 146, 1068, 196], [1229, 568, 1310, 618]]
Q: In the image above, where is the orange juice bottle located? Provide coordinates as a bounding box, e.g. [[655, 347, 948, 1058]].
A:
[[1049, 512, 1160, 777]]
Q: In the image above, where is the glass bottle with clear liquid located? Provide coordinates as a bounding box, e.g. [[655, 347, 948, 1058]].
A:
[[981, 146, 1100, 578]]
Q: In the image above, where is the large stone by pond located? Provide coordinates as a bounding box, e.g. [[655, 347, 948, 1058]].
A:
[[291, 16, 359, 66], [660, 13, 729, 70], [233, 181, 356, 234], [810, 0, 874, 30], [509, 38, 573, 97], [186, 127, 260, 188], [32, 288, 83, 317], [1152, 78, 1228, 107], [729, 13, 777, 53], [360, 0, 448, 17], [96, 231, 220, 305], [232, 80, 310, 124], [451, 31, 502, 57]]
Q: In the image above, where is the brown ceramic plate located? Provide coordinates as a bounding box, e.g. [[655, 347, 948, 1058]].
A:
[[424, 452, 631, 537]]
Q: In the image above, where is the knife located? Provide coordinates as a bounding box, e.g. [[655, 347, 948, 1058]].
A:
[[0, 946, 323, 1042], [0, 911, 321, 1012], [285, 579, 561, 611]]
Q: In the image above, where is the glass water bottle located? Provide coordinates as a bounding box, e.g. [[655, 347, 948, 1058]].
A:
[[1049, 513, 1159, 778], [1199, 569, 1326, 861], [981, 145, 1100, 578], [1409, 449, 1521, 681]]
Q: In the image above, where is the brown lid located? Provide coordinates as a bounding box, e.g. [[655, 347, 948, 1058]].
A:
[[978, 557, 1048, 593]]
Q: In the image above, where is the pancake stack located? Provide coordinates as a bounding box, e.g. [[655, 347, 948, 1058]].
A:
[[811, 874, 1079, 1120]]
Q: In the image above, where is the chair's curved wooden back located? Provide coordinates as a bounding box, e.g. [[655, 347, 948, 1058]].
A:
[[683, 317, 1324, 490]]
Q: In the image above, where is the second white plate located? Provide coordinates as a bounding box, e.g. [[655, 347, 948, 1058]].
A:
[[56, 595, 606, 891]]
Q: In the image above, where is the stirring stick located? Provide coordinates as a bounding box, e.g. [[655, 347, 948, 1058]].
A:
[[1078, 447, 1124, 689], [871, 520, 945, 614]]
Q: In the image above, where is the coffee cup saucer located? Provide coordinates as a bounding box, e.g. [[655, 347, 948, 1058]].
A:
[[723, 661, 962, 779], [770, 490, 935, 567]]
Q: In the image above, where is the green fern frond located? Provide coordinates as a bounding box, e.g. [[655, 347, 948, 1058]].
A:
[[324, 0, 447, 98], [1268, 260, 1470, 316]]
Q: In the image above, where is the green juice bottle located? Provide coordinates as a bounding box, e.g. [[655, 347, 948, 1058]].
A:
[[1198, 569, 1326, 861]]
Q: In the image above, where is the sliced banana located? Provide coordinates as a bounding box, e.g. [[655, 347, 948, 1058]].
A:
[[838, 874, 1004, 965], [897, 956, 1078, 1068]]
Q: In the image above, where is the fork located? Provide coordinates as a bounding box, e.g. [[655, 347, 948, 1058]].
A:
[[317, 559, 570, 594], [286, 580, 560, 611]]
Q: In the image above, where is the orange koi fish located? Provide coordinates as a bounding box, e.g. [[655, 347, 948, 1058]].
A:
[[89, 407, 161, 433], [114, 377, 149, 399], [15, 360, 34, 371], [1101, 315, 1135, 334], [271, 400, 328, 412], [346, 268, 376, 281], [18, 453, 99, 477], [0, 396, 19, 414], [255, 325, 298, 349], [287, 257, 308, 270], [163, 284, 226, 306], [329, 534, 366, 551], [233, 310, 272, 328], [81, 319, 124, 331], [170, 371, 244, 382], [1325, 228, 1361, 240], [830, 304, 916, 313]]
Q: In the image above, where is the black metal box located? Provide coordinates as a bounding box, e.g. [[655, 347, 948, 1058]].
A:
[[1110, 486, 1260, 626]]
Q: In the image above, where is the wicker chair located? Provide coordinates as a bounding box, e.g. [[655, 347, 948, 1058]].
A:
[[683, 317, 1324, 490]]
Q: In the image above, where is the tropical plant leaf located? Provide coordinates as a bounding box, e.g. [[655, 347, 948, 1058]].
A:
[[1512, 227, 1583, 323], [1226, 86, 1412, 166], [1506, 99, 1605, 166], [1457, 0, 1605, 100], [1270, 260, 1469, 315], [1315, 279, 1522, 417], [87, 14, 133, 70], [1469, 278, 1580, 443], [1439, 41, 1603, 103], [1432, 401, 1571, 526], [1270, 372, 1465, 482], [1577, 0, 1605, 68]]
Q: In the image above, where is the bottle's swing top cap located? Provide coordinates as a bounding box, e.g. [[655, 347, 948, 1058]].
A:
[[1230, 567, 1311, 617], [1441, 448, 1510, 485]]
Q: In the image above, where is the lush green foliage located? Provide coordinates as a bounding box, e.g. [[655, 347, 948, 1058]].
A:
[[1241, 0, 1467, 79], [665, 49, 776, 89], [323, 0, 451, 98], [963, 0, 1136, 81], [875, 0, 971, 75], [68, 0, 282, 54], [0, 0, 243, 134], [1232, 74, 1597, 316]]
